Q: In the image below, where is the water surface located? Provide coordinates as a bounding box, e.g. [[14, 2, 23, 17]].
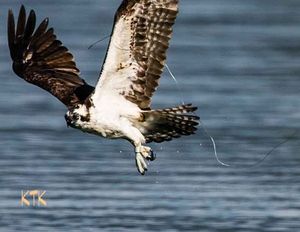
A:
[[0, 0, 299, 231]]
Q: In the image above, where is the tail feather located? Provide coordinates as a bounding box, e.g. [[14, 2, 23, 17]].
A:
[[137, 104, 200, 143]]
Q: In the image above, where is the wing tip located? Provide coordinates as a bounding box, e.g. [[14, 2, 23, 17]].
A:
[[8, 8, 13, 16], [7, 9, 16, 59], [28, 9, 36, 21], [20, 4, 26, 13], [16, 4, 26, 34]]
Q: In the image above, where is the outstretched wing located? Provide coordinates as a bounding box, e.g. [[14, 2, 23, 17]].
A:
[[8, 5, 94, 108], [92, 0, 178, 110]]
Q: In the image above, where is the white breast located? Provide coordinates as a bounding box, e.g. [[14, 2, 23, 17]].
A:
[[83, 93, 141, 139]]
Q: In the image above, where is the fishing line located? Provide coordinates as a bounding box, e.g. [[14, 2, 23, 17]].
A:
[[165, 64, 296, 168], [205, 128, 230, 167], [88, 35, 111, 49], [88, 34, 132, 51], [165, 64, 228, 166], [88, 36, 295, 168], [165, 65, 228, 165], [165, 64, 185, 105], [243, 130, 297, 168]]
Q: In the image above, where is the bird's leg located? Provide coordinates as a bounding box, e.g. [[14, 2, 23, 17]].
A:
[[120, 120, 155, 175]]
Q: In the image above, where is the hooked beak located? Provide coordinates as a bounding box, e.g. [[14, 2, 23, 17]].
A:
[[64, 114, 71, 128]]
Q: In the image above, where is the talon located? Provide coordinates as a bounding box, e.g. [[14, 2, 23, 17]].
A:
[[135, 152, 148, 175], [148, 150, 156, 161]]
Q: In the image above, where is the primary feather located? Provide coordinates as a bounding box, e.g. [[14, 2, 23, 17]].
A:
[[8, 5, 94, 108]]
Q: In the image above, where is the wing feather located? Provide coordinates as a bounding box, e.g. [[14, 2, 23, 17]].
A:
[[8, 5, 94, 108], [92, 0, 179, 110]]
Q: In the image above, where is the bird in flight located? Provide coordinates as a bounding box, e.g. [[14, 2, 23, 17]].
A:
[[8, 1, 199, 175]]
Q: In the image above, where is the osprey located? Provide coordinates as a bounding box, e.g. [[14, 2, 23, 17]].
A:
[[8, 1, 199, 175]]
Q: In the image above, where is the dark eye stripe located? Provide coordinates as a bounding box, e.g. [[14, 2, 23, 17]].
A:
[[80, 115, 90, 122]]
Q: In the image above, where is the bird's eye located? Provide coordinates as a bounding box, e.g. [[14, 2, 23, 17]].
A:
[[73, 113, 80, 121]]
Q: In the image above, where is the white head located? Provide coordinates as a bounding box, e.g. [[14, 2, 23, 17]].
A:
[[64, 104, 90, 129]]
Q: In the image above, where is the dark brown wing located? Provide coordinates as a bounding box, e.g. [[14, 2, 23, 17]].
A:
[[92, 0, 178, 110], [8, 5, 94, 108]]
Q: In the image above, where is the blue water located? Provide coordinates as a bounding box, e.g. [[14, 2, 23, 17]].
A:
[[0, 0, 299, 231]]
